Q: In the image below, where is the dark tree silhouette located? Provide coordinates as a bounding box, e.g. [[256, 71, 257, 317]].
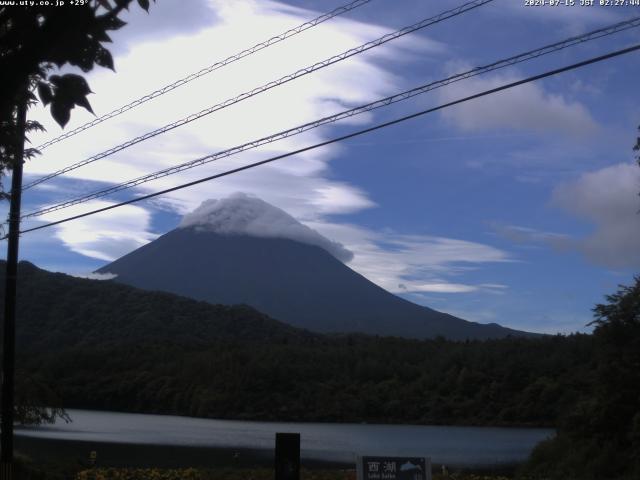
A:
[[522, 126, 640, 479], [0, 0, 153, 198], [0, 0, 153, 428], [524, 277, 640, 480]]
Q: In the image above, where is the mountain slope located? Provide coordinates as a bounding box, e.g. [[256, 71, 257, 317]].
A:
[[0, 260, 311, 353], [1, 261, 582, 427], [98, 227, 530, 340]]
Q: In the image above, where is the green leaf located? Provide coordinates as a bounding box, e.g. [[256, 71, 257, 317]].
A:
[[75, 96, 94, 115], [48, 75, 63, 87], [47, 74, 96, 126], [50, 101, 71, 128], [114, 0, 132, 9], [24, 148, 41, 160], [100, 14, 127, 31], [137, 0, 149, 11], [37, 82, 53, 106], [59, 74, 92, 96], [96, 0, 113, 10], [95, 46, 114, 70], [25, 120, 46, 134], [91, 29, 112, 43]]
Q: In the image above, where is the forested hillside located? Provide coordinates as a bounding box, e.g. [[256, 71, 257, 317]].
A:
[[24, 334, 592, 427], [3, 261, 595, 428], [2, 261, 311, 352]]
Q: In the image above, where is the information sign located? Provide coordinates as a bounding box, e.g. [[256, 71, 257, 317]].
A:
[[357, 456, 431, 480]]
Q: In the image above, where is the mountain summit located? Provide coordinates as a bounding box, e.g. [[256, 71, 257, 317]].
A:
[[179, 193, 353, 262], [98, 194, 531, 340]]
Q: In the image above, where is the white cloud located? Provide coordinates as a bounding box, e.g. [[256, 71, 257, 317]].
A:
[[493, 224, 571, 249], [19, 0, 512, 300], [406, 282, 478, 293], [34, 201, 157, 262], [179, 193, 353, 262], [70, 272, 118, 280], [437, 64, 598, 137], [308, 221, 512, 295], [552, 162, 640, 268], [24, 0, 434, 225]]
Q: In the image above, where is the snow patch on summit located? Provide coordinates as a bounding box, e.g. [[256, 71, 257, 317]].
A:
[[179, 193, 353, 262]]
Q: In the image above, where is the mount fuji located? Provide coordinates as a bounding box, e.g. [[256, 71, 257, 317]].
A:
[[97, 194, 532, 340]]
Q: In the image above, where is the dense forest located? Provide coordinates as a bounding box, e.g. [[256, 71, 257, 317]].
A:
[[3, 261, 639, 478], [22, 333, 593, 427], [5, 261, 311, 350], [522, 277, 640, 480], [3, 261, 591, 427]]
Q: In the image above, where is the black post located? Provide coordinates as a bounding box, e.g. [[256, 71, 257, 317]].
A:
[[275, 432, 300, 480], [1, 98, 27, 479]]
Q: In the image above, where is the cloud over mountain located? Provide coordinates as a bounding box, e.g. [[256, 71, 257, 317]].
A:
[[179, 193, 353, 262]]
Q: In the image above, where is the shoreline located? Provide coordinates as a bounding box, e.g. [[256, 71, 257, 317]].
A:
[[15, 409, 550, 473], [35, 407, 558, 430], [15, 435, 350, 470], [15, 435, 523, 477]]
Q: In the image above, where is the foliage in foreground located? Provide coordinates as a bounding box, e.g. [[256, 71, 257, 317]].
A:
[[74, 468, 512, 480], [1, 0, 154, 427], [0, 0, 153, 199], [522, 277, 640, 480]]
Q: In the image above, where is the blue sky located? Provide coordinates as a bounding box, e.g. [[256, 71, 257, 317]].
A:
[[4, 0, 640, 334]]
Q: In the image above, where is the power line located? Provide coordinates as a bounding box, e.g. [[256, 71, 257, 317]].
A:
[[33, 0, 374, 152], [23, 16, 639, 217], [13, 43, 640, 239], [23, 0, 495, 191], [21, 17, 640, 219]]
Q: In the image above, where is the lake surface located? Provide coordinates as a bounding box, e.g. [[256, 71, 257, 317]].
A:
[[16, 409, 554, 467]]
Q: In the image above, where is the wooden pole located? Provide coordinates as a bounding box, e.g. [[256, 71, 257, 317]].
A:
[[275, 432, 300, 480], [1, 97, 28, 479]]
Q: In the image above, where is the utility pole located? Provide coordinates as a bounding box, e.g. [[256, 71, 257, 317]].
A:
[[1, 97, 28, 480]]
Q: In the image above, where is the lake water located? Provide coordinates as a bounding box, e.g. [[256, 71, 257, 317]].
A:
[[16, 409, 554, 467]]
